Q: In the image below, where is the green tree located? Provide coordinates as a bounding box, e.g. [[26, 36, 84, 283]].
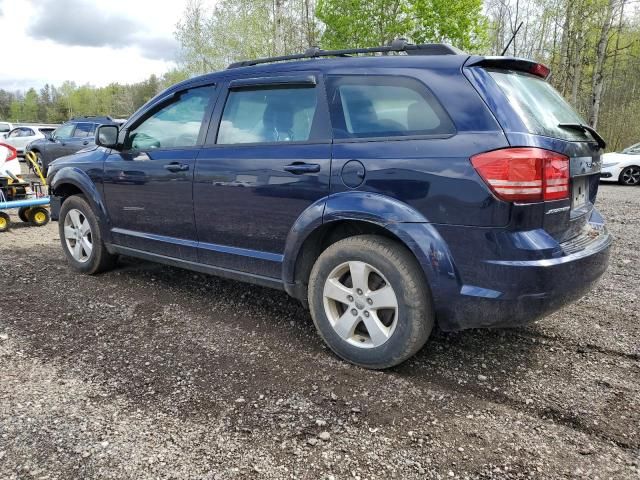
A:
[[411, 0, 487, 50], [316, 0, 412, 49], [316, 0, 488, 50], [22, 88, 40, 122]]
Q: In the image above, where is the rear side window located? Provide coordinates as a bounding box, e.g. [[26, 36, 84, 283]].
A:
[[488, 70, 591, 142], [326, 75, 455, 140], [217, 87, 318, 144]]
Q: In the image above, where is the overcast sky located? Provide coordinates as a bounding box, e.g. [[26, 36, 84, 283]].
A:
[[0, 0, 192, 92]]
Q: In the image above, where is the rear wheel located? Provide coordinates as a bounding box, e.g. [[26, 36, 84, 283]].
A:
[[308, 235, 434, 369], [619, 165, 640, 186], [59, 195, 117, 274], [0, 212, 9, 232], [34, 152, 46, 176]]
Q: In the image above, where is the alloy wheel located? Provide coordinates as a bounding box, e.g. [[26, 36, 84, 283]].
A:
[[322, 261, 399, 349], [621, 166, 640, 185], [63, 208, 93, 263]]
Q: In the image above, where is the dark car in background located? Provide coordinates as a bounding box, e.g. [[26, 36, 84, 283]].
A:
[[47, 41, 611, 369], [26, 116, 123, 174]]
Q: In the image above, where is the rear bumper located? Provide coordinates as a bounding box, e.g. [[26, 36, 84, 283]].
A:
[[397, 209, 612, 331], [442, 226, 610, 330]]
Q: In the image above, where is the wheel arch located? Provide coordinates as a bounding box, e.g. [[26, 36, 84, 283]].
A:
[[282, 192, 461, 325], [51, 167, 112, 241]]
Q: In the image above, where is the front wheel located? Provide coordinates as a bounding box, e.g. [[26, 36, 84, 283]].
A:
[[308, 235, 434, 369], [59, 195, 117, 274], [619, 165, 640, 186]]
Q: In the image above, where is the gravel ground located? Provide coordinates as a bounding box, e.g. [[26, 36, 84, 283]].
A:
[[0, 175, 638, 479]]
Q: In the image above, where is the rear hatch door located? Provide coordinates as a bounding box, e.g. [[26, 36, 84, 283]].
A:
[[464, 58, 604, 243]]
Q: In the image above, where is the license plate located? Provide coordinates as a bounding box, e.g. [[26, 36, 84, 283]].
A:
[[572, 177, 588, 209]]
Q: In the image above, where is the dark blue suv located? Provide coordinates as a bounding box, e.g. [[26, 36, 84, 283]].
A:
[[47, 41, 611, 369]]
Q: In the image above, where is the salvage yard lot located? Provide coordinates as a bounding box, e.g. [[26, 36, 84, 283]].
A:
[[0, 184, 638, 479]]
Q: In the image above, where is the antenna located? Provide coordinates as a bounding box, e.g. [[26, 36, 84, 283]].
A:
[[500, 21, 524, 56]]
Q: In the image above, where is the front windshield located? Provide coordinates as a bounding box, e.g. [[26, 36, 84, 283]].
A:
[[622, 142, 640, 154]]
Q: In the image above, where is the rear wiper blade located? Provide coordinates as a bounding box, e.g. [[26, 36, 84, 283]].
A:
[[558, 123, 607, 149]]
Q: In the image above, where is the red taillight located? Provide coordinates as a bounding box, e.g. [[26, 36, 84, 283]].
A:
[[530, 63, 550, 78], [471, 148, 569, 203], [0, 143, 17, 162]]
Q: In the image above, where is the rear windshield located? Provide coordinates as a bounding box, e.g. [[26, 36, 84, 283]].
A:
[[0, 123, 10, 133], [489, 69, 592, 142]]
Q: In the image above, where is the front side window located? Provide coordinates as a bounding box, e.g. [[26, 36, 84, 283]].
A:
[[326, 75, 455, 139], [21, 128, 35, 137], [54, 123, 75, 139], [8, 129, 21, 138], [73, 123, 95, 138], [217, 86, 318, 144], [127, 85, 215, 150]]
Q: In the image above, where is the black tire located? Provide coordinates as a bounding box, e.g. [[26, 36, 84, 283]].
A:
[[18, 207, 31, 223], [308, 234, 434, 369], [28, 206, 50, 226], [58, 195, 117, 274], [0, 212, 9, 232], [34, 152, 47, 176], [618, 165, 640, 186]]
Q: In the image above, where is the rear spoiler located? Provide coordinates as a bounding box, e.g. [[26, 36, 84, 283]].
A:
[[465, 56, 551, 80]]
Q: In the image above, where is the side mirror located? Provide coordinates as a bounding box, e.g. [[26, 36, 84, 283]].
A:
[[96, 125, 119, 149]]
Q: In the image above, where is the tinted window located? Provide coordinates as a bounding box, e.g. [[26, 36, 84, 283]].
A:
[[55, 124, 75, 139], [326, 76, 455, 139], [217, 87, 318, 144], [0, 123, 10, 133], [73, 123, 95, 138], [127, 85, 215, 150], [488, 69, 592, 142]]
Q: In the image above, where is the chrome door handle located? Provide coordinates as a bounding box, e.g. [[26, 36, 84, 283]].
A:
[[283, 163, 320, 174], [164, 163, 189, 172]]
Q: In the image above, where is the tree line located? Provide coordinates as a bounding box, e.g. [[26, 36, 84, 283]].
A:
[[0, 70, 187, 125], [4, 0, 639, 150]]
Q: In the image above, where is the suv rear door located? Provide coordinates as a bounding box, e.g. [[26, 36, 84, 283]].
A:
[[464, 60, 604, 244], [194, 73, 332, 278]]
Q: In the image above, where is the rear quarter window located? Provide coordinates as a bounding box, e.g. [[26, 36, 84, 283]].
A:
[[326, 75, 455, 140]]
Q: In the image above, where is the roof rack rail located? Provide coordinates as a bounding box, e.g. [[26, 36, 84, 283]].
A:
[[227, 38, 464, 69]]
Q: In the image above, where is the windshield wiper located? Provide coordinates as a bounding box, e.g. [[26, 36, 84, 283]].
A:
[[558, 123, 607, 149]]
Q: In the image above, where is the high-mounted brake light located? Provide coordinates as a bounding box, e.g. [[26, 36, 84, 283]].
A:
[[471, 148, 569, 203], [0, 143, 17, 162], [530, 63, 550, 78]]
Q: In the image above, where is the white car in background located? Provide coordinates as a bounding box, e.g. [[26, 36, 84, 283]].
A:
[[0, 143, 20, 178], [601, 143, 640, 186], [0, 122, 15, 137], [2, 125, 57, 156]]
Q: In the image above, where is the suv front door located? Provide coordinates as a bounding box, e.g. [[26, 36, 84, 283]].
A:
[[103, 84, 217, 260], [194, 74, 332, 278]]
